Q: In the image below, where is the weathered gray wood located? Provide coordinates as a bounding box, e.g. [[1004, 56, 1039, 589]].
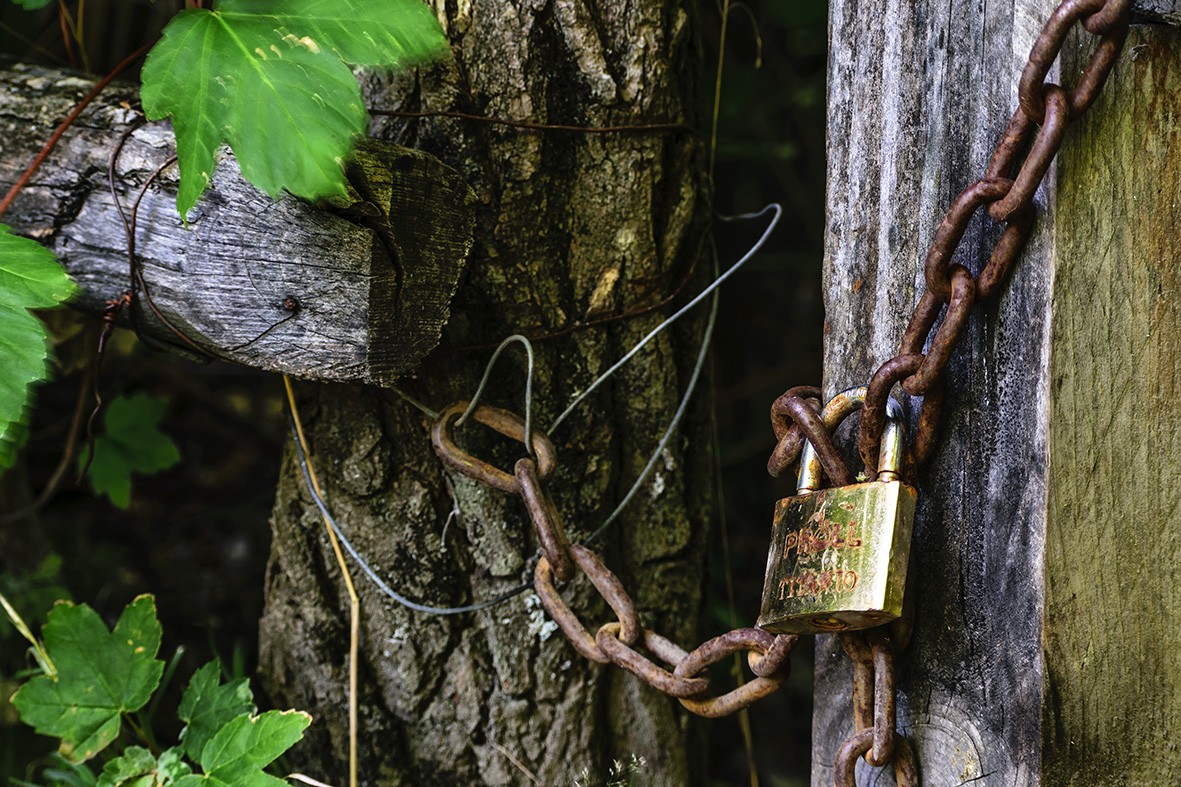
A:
[[0, 63, 475, 384], [818, 3, 1180, 785]]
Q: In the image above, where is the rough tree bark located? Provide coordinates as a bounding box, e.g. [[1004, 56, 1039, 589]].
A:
[[257, 2, 712, 784]]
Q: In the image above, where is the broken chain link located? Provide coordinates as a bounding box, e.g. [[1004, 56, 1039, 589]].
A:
[[765, 0, 1132, 782], [432, 401, 800, 718]]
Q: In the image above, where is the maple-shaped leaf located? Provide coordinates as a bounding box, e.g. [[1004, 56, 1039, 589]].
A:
[[140, 0, 449, 219], [79, 393, 181, 509], [178, 661, 256, 762], [171, 710, 312, 787], [0, 226, 76, 472], [97, 746, 193, 787], [11, 596, 165, 764]]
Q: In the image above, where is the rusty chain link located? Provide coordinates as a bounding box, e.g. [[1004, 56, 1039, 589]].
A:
[[762, 0, 1133, 782]]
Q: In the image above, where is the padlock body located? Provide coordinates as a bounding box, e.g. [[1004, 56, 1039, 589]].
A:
[[757, 480, 916, 635]]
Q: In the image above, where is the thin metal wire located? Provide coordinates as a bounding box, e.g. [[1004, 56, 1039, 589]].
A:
[[550, 203, 782, 431], [290, 420, 533, 615], [458, 334, 536, 458], [389, 385, 441, 420], [580, 239, 721, 546], [292, 203, 779, 614]]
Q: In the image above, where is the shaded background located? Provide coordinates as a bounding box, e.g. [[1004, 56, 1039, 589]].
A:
[[0, 1, 827, 783]]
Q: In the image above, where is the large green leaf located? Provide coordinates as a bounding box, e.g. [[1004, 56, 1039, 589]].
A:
[[171, 710, 311, 787], [10, 596, 164, 764], [79, 393, 181, 509], [178, 661, 255, 762], [0, 226, 76, 472], [141, 0, 449, 219]]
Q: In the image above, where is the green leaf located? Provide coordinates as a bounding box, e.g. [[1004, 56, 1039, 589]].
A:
[[0, 226, 76, 472], [96, 746, 193, 787], [10, 596, 165, 764], [157, 748, 195, 783], [11, 0, 55, 9], [141, 0, 448, 218], [79, 393, 181, 509], [97, 747, 156, 787], [171, 711, 311, 787], [178, 661, 255, 762]]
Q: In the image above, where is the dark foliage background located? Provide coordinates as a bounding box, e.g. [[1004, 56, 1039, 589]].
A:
[[0, 1, 827, 783]]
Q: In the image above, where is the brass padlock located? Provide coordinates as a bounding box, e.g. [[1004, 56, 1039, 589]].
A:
[[757, 387, 916, 635]]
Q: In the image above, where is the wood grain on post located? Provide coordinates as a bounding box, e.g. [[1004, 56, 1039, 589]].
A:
[[0, 64, 476, 384], [818, 3, 1180, 784]]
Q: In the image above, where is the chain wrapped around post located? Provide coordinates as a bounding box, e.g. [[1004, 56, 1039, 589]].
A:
[[764, 0, 1133, 783]]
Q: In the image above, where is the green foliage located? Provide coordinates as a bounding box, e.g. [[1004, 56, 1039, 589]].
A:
[[4, 596, 311, 784], [10, 596, 164, 763], [9, 0, 54, 9], [97, 746, 193, 786], [0, 226, 76, 472], [173, 711, 311, 787], [177, 662, 255, 762], [140, 0, 449, 219], [79, 393, 181, 509]]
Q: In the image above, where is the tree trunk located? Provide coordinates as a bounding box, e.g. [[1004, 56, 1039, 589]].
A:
[[257, 2, 711, 784]]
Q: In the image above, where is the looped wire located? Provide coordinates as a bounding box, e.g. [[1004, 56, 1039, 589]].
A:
[[459, 334, 537, 457]]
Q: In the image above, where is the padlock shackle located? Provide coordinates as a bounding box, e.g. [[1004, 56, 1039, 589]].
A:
[[796, 386, 904, 493]]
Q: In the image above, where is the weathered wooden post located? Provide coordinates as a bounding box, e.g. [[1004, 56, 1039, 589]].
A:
[[0, 64, 476, 382], [816, 0, 1180, 783]]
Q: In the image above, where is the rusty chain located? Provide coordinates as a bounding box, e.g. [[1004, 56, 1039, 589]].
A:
[[425, 0, 1132, 782], [433, 400, 800, 718], [764, 0, 1133, 782]]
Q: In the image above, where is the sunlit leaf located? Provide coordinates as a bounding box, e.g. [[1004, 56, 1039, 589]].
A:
[[141, 0, 449, 218]]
